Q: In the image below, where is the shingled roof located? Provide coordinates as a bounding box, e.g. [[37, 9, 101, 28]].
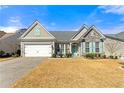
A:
[[50, 31, 77, 42], [19, 29, 124, 42], [105, 31, 124, 42], [1, 28, 124, 45]]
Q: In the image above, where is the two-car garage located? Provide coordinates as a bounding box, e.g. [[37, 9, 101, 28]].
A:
[[24, 44, 52, 57], [20, 21, 56, 57]]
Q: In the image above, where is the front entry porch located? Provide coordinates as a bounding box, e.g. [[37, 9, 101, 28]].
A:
[[54, 43, 79, 57], [71, 43, 79, 56], [53, 40, 105, 57]]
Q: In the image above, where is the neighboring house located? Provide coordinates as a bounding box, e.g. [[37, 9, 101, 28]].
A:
[[0, 29, 26, 54], [0, 31, 6, 38], [20, 21, 124, 57], [104, 32, 124, 57]]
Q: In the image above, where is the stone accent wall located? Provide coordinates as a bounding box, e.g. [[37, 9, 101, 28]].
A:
[[84, 29, 102, 42]]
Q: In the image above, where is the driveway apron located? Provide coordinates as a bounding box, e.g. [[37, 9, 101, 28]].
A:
[[0, 57, 45, 88]]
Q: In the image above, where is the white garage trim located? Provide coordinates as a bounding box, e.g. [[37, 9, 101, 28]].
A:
[[24, 44, 52, 57], [21, 42, 53, 57]]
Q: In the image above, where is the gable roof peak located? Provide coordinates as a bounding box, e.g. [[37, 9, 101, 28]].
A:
[[32, 20, 41, 25], [88, 25, 101, 32], [79, 24, 88, 31], [87, 25, 105, 39], [70, 24, 89, 40], [83, 24, 89, 28], [89, 25, 97, 29], [20, 20, 56, 39]]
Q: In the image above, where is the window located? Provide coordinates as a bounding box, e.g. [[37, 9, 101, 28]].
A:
[[56, 44, 64, 54], [85, 42, 89, 53], [61, 44, 64, 54], [56, 44, 60, 52], [34, 28, 41, 36], [95, 42, 99, 52], [86, 42, 89, 47]]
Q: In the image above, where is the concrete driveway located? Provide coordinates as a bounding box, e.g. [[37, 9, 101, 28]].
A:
[[0, 57, 46, 88]]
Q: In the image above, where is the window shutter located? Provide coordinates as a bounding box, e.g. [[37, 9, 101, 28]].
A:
[[102, 42, 104, 53], [93, 42, 95, 53], [80, 42, 82, 55], [82, 42, 85, 53], [89, 42, 92, 53], [99, 42, 103, 53]]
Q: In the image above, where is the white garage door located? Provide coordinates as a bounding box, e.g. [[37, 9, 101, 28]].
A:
[[24, 45, 52, 57]]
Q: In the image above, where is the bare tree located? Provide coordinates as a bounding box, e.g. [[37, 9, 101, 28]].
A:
[[105, 39, 123, 56]]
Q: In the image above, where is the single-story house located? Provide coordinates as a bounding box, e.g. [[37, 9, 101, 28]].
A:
[[19, 21, 124, 57]]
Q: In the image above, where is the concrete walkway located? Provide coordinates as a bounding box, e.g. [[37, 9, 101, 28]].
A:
[[0, 57, 45, 88]]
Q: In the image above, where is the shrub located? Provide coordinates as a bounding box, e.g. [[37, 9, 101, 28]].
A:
[[11, 53, 18, 57], [6, 53, 10, 56], [5, 53, 11, 57], [85, 53, 96, 59], [69, 53, 72, 58], [98, 54, 101, 58], [0, 50, 5, 57], [109, 55, 114, 59], [66, 53, 72, 58], [15, 54, 21, 57], [16, 49, 21, 56], [94, 53, 102, 58], [11, 53, 15, 55], [59, 54, 63, 58], [102, 55, 106, 59], [94, 53, 98, 57], [52, 54, 56, 58], [115, 56, 118, 59], [64, 54, 67, 58]]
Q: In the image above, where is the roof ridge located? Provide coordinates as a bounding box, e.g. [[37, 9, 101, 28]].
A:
[[49, 31, 77, 32]]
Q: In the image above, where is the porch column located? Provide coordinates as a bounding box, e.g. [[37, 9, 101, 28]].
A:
[[102, 41, 105, 54], [103, 42, 105, 54], [70, 43, 72, 53], [64, 44, 66, 55], [80, 42, 83, 56], [59, 44, 61, 54], [82, 42, 85, 54], [52, 42, 55, 54]]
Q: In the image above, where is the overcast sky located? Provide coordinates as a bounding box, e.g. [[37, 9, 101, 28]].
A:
[[0, 5, 124, 34]]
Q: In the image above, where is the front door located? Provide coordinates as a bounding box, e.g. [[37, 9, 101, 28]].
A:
[[72, 44, 78, 56]]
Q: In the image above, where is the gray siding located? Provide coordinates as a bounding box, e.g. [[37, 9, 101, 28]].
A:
[[23, 23, 55, 39]]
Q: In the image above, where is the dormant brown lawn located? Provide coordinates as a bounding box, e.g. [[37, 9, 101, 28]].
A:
[[12, 58, 124, 88]]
